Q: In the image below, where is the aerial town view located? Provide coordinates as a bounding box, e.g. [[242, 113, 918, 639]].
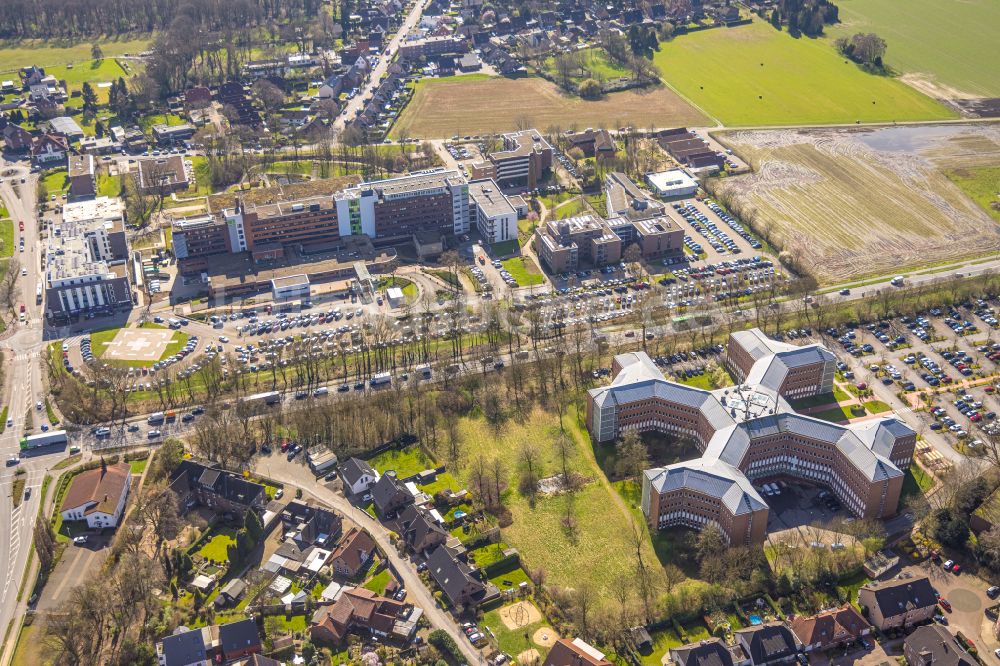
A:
[[0, 0, 999, 664]]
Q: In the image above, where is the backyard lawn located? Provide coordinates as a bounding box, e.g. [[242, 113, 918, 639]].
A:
[[46, 58, 129, 103], [501, 256, 545, 286], [482, 603, 554, 659], [368, 446, 435, 478], [197, 526, 238, 562], [363, 568, 391, 594]]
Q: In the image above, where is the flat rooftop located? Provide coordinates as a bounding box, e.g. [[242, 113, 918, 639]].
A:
[[245, 193, 337, 220], [494, 129, 551, 160], [68, 153, 94, 178], [468, 179, 515, 218], [352, 169, 464, 199], [61, 197, 124, 228]]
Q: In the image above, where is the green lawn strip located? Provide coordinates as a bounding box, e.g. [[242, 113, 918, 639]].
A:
[[97, 173, 122, 198], [45, 399, 59, 426], [834, 569, 871, 606], [196, 526, 238, 563], [809, 404, 865, 423], [0, 219, 13, 258], [0, 406, 7, 434], [902, 466, 934, 499], [129, 459, 148, 474], [42, 168, 69, 196], [378, 276, 418, 301], [426, 269, 460, 289], [672, 372, 715, 390], [500, 256, 544, 286], [491, 239, 519, 257], [11, 476, 25, 507], [945, 166, 1000, 224], [652, 19, 955, 125], [862, 400, 892, 414], [368, 446, 434, 478], [637, 627, 684, 666], [52, 454, 81, 470], [363, 568, 391, 594], [466, 542, 507, 568]]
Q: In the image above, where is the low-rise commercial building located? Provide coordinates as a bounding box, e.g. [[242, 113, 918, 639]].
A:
[[152, 122, 195, 145], [646, 168, 699, 198], [136, 156, 190, 194], [44, 197, 133, 322], [59, 462, 131, 529], [586, 330, 915, 545]]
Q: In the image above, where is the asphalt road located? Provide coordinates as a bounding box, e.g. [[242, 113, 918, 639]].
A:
[[332, 0, 429, 136], [0, 164, 54, 664]]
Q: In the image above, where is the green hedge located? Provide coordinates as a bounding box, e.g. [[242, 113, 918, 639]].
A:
[[483, 553, 521, 577]]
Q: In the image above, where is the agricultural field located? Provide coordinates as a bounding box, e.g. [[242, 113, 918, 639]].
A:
[[0, 36, 151, 71], [828, 0, 1000, 99], [392, 75, 708, 139], [714, 124, 1000, 283], [651, 20, 955, 126], [945, 166, 1000, 223]]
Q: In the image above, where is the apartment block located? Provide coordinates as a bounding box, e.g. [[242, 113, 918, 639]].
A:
[[45, 197, 133, 322], [586, 330, 915, 545], [67, 153, 96, 198], [468, 179, 516, 244]]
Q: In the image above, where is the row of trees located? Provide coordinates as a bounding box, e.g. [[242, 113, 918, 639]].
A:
[[0, 0, 325, 39]]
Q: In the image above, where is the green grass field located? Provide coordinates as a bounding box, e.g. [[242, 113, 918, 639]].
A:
[[828, 0, 1000, 98], [501, 256, 545, 286], [46, 58, 128, 103], [810, 404, 865, 423], [453, 407, 667, 600], [946, 167, 1000, 224], [482, 604, 553, 659], [129, 458, 148, 474], [97, 174, 122, 198], [652, 20, 955, 125], [42, 168, 69, 196], [542, 46, 631, 84], [0, 36, 151, 72], [363, 568, 391, 594], [0, 220, 13, 258]]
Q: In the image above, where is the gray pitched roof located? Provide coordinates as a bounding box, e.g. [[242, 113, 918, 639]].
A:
[[671, 638, 736, 666], [159, 627, 208, 666], [735, 623, 800, 665], [218, 618, 261, 656], [426, 544, 484, 606], [904, 625, 976, 666], [645, 460, 767, 516], [859, 576, 937, 618], [341, 457, 377, 486]]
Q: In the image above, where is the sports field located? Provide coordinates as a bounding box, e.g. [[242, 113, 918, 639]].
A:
[[392, 75, 709, 139], [828, 0, 1000, 98], [715, 124, 1000, 283], [651, 20, 955, 126]]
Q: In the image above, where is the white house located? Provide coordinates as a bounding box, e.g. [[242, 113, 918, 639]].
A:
[[59, 462, 131, 529], [340, 457, 380, 495]]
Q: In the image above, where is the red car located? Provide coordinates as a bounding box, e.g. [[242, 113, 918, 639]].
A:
[[18, 220, 24, 231], [938, 597, 952, 612], [856, 382, 868, 390], [280, 440, 292, 452]]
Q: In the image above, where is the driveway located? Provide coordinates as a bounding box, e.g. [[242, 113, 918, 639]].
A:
[[36, 535, 111, 611]]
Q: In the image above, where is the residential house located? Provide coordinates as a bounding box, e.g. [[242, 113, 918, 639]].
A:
[[370, 474, 412, 519], [156, 625, 214, 666], [59, 462, 131, 529], [669, 638, 735, 666], [2, 124, 33, 153], [317, 75, 344, 100], [341, 457, 380, 495], [903, 625, 976, 666], [280, 500, 343, 548], [396, 505, 448, 554], [31, 133, 69, 165], [309, 587, 406, 645], [426, 544, 486, 609], [68, 153, 96, 198], [858, 576, 938, 631], [218, 618, 263, 661], [169, 460, 267, 515], [733, 623, 801, 666], [330, 527, 377, 577], [789, 605, 870, 652], [542, 637, 613, 666]]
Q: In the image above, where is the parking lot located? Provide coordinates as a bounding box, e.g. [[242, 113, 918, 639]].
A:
[[821, 297, 1000, 454]]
